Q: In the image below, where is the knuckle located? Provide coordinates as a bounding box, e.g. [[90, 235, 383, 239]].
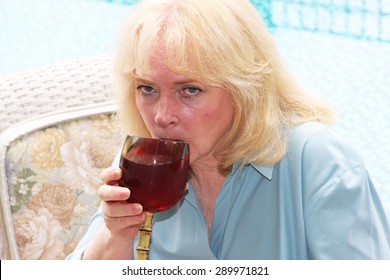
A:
[[97, 184, 108, 199]]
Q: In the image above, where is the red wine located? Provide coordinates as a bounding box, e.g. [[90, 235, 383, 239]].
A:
[[119, 139, 189, 212]]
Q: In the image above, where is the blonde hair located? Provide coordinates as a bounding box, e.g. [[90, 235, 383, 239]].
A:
[[114, 0, 335, 170]]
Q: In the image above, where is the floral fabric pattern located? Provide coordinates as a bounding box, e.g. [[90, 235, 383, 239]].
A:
[[6, 113, 121, 259]]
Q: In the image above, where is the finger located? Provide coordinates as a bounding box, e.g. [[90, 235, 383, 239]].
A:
[[103, 201, 143, 218], [100, 167, 122, 185], [98, 184, 130, 202], [104, 212, 146, 234]]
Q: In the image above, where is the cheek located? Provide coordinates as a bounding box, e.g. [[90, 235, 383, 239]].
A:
[[135, 96, 142, 115], [136, 99, 153, 125]]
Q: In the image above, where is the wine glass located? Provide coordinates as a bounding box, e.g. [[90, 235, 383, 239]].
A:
[[118, 135, 190, 260]]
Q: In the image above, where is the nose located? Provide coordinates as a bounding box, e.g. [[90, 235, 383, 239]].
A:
[[154, 94, 179, 128]]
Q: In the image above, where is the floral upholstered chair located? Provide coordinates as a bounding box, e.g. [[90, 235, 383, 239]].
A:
[[0, 57, 122, 259]]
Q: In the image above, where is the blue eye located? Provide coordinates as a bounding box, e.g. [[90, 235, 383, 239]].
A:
[[137, 85, 156, 96], [140, 86, 154, 92], [182, 87, 200, 96]]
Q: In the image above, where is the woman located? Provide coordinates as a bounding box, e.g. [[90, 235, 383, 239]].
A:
[[68, 0, 390, 259]]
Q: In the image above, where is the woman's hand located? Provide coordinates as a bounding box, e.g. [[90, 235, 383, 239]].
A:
[[82, 167, 145, 260], [99, 167, 146, 242]]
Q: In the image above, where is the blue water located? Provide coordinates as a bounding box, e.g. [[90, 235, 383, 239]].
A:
[[0, 0, 132, 74], [1, 0, 389, 217]]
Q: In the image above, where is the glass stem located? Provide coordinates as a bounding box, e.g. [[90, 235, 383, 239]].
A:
[[136, 211, 154, 260]]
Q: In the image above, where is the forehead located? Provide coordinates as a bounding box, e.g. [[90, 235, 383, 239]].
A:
[[134, 45, 199, 82]]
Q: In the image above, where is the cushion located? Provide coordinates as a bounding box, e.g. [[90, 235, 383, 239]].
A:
[[0, 102, 122, 259]]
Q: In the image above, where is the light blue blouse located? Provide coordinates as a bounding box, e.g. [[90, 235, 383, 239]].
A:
[[67, 122, 390, 260]]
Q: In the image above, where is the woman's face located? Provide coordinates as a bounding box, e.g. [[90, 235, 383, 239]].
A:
[[134, 52, 234, 167]]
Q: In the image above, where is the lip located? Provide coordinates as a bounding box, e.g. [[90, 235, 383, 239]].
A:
[[153, 135, 185, 143]]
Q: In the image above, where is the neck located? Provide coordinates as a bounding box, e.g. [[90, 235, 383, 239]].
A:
[[189, 157, 229, 240], [190, 157, 226, 192]]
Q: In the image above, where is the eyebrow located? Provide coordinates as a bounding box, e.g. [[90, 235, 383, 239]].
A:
[[135, 76, 198, 86], [134, 77, 154, 84]]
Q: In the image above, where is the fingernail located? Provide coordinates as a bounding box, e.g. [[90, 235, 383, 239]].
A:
[[113, 169, 121, 177], [119, 188, 130, 198], [133, 204, 143, 213]]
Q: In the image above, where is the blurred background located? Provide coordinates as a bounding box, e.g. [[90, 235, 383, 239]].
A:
[[1, 0, 389, 216]]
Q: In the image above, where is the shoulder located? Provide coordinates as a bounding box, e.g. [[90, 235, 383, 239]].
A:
[[282, 122, 368, 188], [287, 122, 364, 169]]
